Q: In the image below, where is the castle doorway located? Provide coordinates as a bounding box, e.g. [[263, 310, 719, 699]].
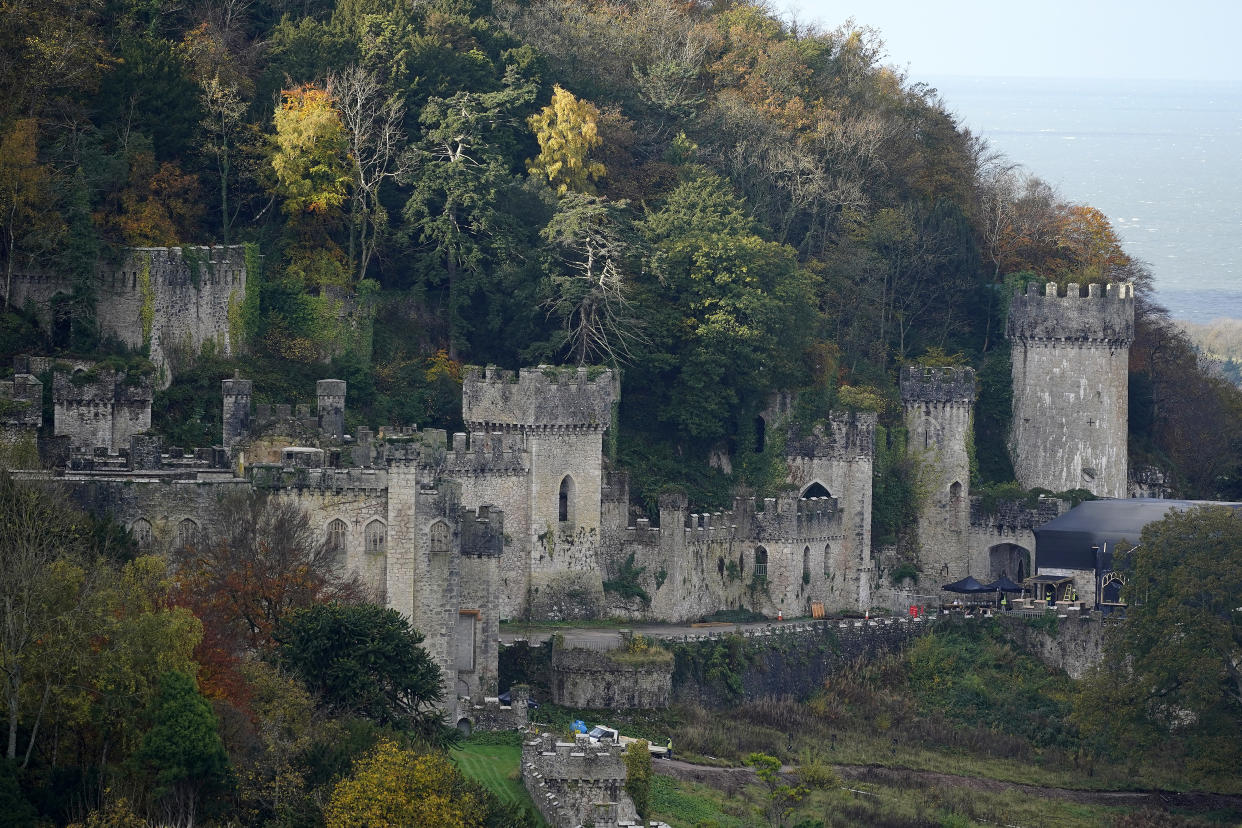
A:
[[987, 543, 1030, 582]]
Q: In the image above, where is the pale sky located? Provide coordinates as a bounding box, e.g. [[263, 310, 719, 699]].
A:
[[782, 1, 1242, 81]]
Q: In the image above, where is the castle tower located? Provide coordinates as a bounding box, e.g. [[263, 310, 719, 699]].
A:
[[901, 365, 976, 580], [783, 410, 877, 613], [221, 374, 252, 447], [461, 365, 618, 619], [316, 379, 346, 439], [1007, 282, 1134, 498]]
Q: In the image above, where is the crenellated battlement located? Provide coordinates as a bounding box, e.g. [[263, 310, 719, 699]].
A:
[[786, 410, 877, 460], [657, 493, 840, 542], [900, 365, 976, 405], [523, 732, 629, 782], [1007, 281, 1135, 344], [249, 463, 388, 491], [462, 364, 618, 431], [0, 374, 42, 429]]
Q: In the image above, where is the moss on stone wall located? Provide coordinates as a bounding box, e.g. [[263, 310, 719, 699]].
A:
[[138, 255, 154, 348]]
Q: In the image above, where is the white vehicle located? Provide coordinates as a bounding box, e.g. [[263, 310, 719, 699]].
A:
[[586, 725, 670, 757]]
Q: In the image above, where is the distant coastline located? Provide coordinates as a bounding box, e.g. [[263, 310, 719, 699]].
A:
[[928, 75, 1242, 322]]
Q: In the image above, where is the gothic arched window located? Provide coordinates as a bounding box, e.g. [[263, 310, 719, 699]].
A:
[[177, 518, 199, 549], [754, 547, 768, 581], [429, 520, 450, 553], [131, 518, 153, 548], [558, 475, 575, 524], [326, 519, 348, 563], [365, 520, 386, 556]]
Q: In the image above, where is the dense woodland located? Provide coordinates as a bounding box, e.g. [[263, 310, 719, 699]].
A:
[[3, 0, 1241, 507], [1, 0, 1241, 824]]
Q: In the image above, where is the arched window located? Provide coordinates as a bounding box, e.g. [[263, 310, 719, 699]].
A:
[[365, 520, 386, 556], [754, 547, 768, 581], [131, 518, 152, 548], [717, 557, 725, 578], [429, 520, 450, 553], [177, 518, 199, 549], [802, 482, 831, 499], [754, 416, 766, 453], [823, 543, 832, 577], [558, 475, 575, 524], [949, 481, 963, 502], [326, 519, 348, 562], [802, 546, 811, 582], [738, 552, 746, 576]]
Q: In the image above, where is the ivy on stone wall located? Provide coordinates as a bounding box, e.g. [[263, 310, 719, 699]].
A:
[[138, 255, 154, 349]]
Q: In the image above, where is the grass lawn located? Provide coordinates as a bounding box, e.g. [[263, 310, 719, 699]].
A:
[[450, 737, 545, 825]]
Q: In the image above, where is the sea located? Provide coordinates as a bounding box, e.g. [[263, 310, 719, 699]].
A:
[[927, 75, 1242, 324]]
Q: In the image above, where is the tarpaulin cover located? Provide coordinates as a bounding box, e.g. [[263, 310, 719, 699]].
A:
[[1033, 498, 1242, 571], [984, 575, 1024, 592], [942, 575, 991, 593]]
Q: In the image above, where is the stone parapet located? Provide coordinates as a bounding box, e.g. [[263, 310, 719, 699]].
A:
[[785, 410, 877, 460], [462, 365, 617, 432], [1007, 281, 1135, 344], [969, 496, 1066, 531], [900, 365, 976, 404]]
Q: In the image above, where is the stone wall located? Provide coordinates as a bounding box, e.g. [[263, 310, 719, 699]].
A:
[[668, 617, 931, 707], [550, 647, 673, 710], [461, 365, 618, 620], [902, 366, 975, 583], [785, 412, 877, 612], [1008, 282, 1134, 498], [52, 366, 153, 452], [9, 246, 247, 383], [993, 612, 1110, 679], [604, 490, 845, 623], [521, 731, 640, 828]]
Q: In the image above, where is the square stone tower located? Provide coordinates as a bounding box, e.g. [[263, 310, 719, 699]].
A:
[[901, 365, 976, 581], [461, 365, 618, 619], [1007, 282, 1134, 498]]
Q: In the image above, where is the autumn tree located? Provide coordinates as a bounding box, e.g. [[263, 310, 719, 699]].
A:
[[1075, 506, 1242, 777], [272, 83, 351, 220], [0, 472, 91, 764], [323, 739, 483, 828], [171, 493, 362, 701], [0, 119, 59, 309], [526, 85, 607, 195]]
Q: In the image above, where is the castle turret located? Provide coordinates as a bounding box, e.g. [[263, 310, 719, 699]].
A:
[[222, 374, 252, 447], [316, 379, 346, 439], [462, 365, 618, 619], [901, 365, 976, 580], [1007, 281, 1134, 498]]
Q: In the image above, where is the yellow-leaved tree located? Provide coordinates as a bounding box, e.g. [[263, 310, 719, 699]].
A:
[[323, 739, 484, 827], [527, 85, 607, 195], [271, 85, 350, 217]]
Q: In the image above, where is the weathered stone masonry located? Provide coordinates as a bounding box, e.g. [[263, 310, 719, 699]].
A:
[[1008, 281, 1134, 498]]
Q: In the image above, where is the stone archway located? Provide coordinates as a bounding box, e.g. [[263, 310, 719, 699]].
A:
[[987, 543, 1030, 582]]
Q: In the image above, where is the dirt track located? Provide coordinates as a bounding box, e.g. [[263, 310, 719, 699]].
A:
[[652, 757, 1242, 814]]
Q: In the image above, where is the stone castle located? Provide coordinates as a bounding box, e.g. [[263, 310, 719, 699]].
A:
[[0, 268, 1144, 725], [9, 246, 249, 384]]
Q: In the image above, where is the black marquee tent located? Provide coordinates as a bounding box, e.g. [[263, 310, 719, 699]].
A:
[[1033, 498, 1242, 572], [941, 575, 991, 594]]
